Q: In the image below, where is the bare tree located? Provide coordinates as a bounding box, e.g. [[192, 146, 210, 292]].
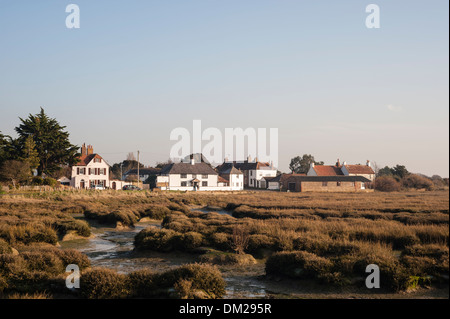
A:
[[127, 152, 136, 161], [231, 225, 249, 255]]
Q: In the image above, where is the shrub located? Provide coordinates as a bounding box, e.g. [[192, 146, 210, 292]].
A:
[[143, 206, 171, 220], [155, 263, 226, 299], [374, 176, 401, 192], [0, 239, 12, 254], [43, 178, 58, 187], [134, 227, 182, 252], [80, 268, 128, 299], [266, 251, 333, 279], [31, 176, 44, 186], [209, 232, 232, 251], [21, 251, 64, 275], [402, 174, 434, 191], [55, 249, 91, 270], [0, 224, 58, 245], [182, 232, 204, 250], [54, 220, 91, 237], [127, 269, 157, 297], [247, 234, 275, 253]]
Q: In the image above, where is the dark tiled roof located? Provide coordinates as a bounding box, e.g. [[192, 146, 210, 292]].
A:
[[287, 175, 371, 183], [218, 165, 243, 175], [182, 153, 210, 165], [217, 161, 272, 172], [160, 162, 218, 175], [263, 175, 282, 182]]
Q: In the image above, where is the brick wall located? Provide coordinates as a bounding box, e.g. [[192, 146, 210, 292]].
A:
[[289, 181, 372, 192]]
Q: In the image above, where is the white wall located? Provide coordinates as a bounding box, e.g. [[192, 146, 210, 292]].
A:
[[70, 158, 109, 188]]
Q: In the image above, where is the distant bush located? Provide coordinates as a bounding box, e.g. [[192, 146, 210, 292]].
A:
[[374, 176, 401, 192], [31, 176, 44, 186], [402, 174, 434, 191], [200, 251, 257, 266], [80, 268, 128, 299], [43, 178, 58, 187], [84, 210, 137, 227]]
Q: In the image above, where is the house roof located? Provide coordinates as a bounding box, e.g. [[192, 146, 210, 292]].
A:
[[217, 176, 228, 183], [74, 154, 108, 166], [217, 161, 274, 172], [217, 165, 243, 175], [312, 165, 344, 176], [344, 165, 375, 175], [287, 175, 371, 183], [263, 175, 282, 183], [160, 162, 218, 175]]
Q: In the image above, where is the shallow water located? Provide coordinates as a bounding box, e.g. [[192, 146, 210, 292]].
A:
[[61, 217, 269, 298]]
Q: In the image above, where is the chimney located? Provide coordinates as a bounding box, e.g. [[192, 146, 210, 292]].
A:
[[190, 157, 195, 165], [310, 162, 315, 169], [254, 157, 258, 163], [366, 160, 371, 167], [336, 158, 340, 167], [87, 145, 94, 155], [224, 157, 229, 163], [343, 161, 347, 166], [247, 155, 252, 163], [270, 160, 273, 169], [81, 143, 86, 156]]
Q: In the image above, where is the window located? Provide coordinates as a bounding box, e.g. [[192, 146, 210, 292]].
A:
[[250, 171, 253, 176], [94, 158, 101, 163], [181, 181, 187, 186], [337, 182, 341, 186], [79, 168, 85, 175], [202, 174, 208, 179], [202, 181, 208, 187], [322, 182, 328, 187], [181, 174, 187, 178]]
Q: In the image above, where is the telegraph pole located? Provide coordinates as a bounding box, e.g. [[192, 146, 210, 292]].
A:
[[137, 150, 140, 188]]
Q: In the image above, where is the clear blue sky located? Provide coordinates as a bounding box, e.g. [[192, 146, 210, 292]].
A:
[[0, 1, 448, 176]]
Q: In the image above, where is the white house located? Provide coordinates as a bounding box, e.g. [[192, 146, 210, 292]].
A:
[[217, 156, 277, 189], [156, 157, 243, 191], [70, 144, 131, 190]]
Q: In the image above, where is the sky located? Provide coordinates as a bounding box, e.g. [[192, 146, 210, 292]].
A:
[[0, 0, 448, 176]]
